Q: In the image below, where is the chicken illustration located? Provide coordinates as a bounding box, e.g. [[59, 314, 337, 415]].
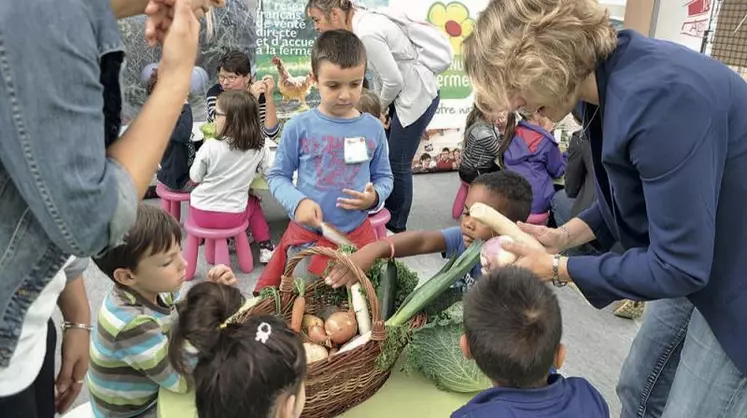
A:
[[272, 56, 315, 110]]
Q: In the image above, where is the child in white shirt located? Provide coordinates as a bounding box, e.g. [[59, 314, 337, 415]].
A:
[[190, 91, 275, 262]]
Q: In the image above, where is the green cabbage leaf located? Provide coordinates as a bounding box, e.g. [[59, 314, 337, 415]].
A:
[[405, 301, 492, 393]]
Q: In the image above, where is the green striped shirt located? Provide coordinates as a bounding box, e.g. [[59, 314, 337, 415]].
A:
[[87, 286, 187, 418]]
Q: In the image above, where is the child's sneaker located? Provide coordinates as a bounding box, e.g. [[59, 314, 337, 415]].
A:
[[259, 241, 275, 264]]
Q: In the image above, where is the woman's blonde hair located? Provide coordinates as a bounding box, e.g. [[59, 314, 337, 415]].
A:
[[305, 0, 353, 16], [464, 0, 617, 115]]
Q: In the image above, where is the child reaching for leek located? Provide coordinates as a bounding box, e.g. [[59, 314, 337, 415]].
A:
[[326, 171, 533, 291], [170, 282, 306, 418]]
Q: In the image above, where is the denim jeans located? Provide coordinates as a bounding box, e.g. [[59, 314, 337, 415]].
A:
[[384, 96, 440, 232], [551, 190, 575, 227], [618, 297, 747, 418]]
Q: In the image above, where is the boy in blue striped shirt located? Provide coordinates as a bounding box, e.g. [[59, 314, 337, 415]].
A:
[[88, 204, 236, 418]]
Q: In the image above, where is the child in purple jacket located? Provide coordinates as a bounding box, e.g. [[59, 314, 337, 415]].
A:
[[497, 110, 565, 215], [453, 266, 609, 418]]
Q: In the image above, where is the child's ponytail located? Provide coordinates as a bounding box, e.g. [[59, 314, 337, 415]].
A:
[[170, 282, 307, 418], [496, 111, 519, 169], [169, 282, 244, 380]]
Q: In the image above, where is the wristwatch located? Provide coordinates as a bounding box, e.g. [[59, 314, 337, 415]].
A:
[[551, 254, 567, 288]]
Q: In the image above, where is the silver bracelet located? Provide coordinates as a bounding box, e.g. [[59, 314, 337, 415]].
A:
[[62, 322, 93, 332]]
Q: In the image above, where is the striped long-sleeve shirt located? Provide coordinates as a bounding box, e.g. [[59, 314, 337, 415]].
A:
[[460, 122, 502, 172], [206, 84, 280, 141], [88, 286, 186, 418]]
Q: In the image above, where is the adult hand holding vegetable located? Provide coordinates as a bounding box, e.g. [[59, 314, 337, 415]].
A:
[[514, 222, 569, 254]]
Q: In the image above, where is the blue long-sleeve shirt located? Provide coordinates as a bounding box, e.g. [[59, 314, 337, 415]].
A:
[[568, 30, 747, 374], [268, 109, 393, 233], [451, 374, 608, 418]]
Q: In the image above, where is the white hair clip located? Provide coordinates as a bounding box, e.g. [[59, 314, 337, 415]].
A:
[[255, 322, 272, 344]]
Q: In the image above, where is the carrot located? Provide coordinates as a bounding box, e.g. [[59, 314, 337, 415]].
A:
[[290, 279, 306, 333]]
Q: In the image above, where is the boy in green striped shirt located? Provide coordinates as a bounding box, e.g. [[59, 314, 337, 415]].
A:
[[88, 204, 237, 418]]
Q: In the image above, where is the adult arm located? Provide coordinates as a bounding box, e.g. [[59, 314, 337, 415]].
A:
[[206, 84, 220, 123], [359, 34, 403, 110], [267, 120, 308, 218], [563, 132, 586, 198], [368, 126, 394, 212], [56, 263, 91, 413], [261, 95, 281, 140], [568, 86, 720, 306], [0, 2, 171, 255]]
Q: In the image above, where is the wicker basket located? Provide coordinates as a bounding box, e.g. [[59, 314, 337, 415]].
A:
[[238, 246, 425, 418]]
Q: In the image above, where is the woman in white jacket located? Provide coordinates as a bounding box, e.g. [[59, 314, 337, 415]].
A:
[[306, 0, 441, 233]]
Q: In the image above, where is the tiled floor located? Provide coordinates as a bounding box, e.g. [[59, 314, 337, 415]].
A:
[[56, 171, 639, 417]]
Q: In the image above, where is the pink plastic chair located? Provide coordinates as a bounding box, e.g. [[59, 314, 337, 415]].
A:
[[183, 218, 253, 280], [527, 211, 550, 225], [369, 208, 391, 240], [155, 183, 191, 223], [452, 181, 470, 219]]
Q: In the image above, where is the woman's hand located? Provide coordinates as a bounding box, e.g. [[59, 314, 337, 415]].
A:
[[499, 240, 555, 280], [262, 75, 276, 96], [145, 0, 225, 46], [55, 329, 89, 414], [154, 0, 200, 87], [516, 222, 568, 254], [249, 81, 267, 99]]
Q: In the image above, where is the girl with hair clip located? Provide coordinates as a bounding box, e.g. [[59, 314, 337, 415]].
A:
[[190, 91, 276, 263], [170, 282, 306, 418], [306, 0, 441, 233], [496, 110, 565, 217]]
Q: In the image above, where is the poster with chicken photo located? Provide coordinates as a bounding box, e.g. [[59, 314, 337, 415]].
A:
[[254, 0, 388, 118]]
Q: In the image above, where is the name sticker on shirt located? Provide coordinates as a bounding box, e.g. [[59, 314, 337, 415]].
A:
[[344, 137, 369, 164]]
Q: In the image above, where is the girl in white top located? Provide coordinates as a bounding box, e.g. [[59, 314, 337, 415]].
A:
[[306, 0, 441, 233], [190, 91, 276, 263]]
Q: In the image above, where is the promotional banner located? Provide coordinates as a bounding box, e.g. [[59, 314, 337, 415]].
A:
[[253, 0, 486, 173], [119, 0, 489, 173]]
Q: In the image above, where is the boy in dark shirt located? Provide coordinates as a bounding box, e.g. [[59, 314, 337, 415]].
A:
[[454, 266, 609, 418], [147, 70, 196, 192]]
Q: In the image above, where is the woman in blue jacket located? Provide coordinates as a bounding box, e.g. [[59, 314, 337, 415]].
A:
[[465, 0, 747, 417]]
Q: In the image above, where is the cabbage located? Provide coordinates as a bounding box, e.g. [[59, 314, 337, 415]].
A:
[[200, 122, 216, 139], [405, 301, 492, 393]]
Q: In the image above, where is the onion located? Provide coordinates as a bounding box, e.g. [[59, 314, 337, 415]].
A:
[[303, 343, 329, 364], [307, 325, 328, 344], [302, 314, 324, 332], [325, 311, 358, 345], [480, 236, 517, 273]]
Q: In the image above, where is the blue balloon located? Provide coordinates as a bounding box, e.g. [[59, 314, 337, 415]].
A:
[[190, 67, 209, 93], [141, 63, 158, 83]]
